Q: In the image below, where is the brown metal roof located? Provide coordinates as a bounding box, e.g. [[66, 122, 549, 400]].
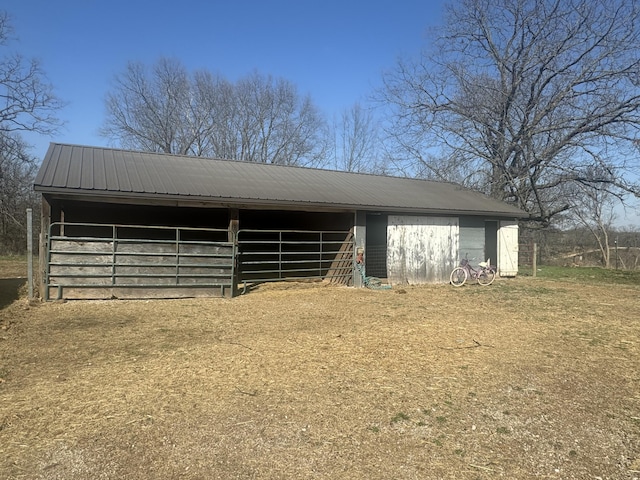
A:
[[34, 143, 528, 217]]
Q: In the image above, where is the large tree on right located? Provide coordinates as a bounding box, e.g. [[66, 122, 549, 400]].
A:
[[382, 0, 640, 226]]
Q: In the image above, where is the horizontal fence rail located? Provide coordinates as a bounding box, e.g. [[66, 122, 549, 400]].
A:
[[46, 222, 235, 299], [237, 229, 354, 287]]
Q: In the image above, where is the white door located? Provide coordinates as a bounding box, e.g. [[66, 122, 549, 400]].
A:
[[387, 216, 458, 284], [498, 221, 519, 276]]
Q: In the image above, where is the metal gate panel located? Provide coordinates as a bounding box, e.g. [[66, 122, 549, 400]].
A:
[[45, 222, 235, 299], [237, 229, 353, 287]]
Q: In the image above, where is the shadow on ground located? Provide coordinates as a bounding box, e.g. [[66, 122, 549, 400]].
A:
[[0, 278, 26, 310]]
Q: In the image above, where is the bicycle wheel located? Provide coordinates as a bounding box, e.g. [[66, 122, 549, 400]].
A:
[[477, 268, 496, 286], [450, 267, 467, 287]]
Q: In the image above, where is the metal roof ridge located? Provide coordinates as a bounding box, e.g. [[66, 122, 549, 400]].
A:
[[47, 142, 463, 188]]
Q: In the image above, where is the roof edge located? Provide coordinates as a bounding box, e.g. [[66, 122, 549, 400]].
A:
[[36, 187, 530, 218]]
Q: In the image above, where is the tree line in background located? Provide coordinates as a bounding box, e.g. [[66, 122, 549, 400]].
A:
[[521, 225, 640, 270], [103, 62, 329, 167], [0, 11, 62, 254], [1, 0, 640, 267], [101, 58, 385, 173]]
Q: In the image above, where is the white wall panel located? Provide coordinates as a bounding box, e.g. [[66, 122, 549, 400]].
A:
[[498, 221, 519, 276], [387, 216, 458, 284]]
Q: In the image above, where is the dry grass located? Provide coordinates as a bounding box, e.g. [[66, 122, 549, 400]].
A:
[[1, 260, 639, 479]]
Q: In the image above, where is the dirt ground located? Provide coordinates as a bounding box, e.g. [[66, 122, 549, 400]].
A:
[[0, 260, 639, 479]]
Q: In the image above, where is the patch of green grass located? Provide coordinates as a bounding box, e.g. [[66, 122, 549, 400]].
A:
[[521, 265, 640, 285], [390, 412, 410, 424], [496, 426, 510, 434]]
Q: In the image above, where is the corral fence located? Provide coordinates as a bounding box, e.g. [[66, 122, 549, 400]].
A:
[[45, 222, 235, 300], [236, 229, 354, 290], [41, 222, 355, 299]]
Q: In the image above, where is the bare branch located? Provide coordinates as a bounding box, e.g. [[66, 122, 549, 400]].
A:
[[101, 61, 328, 167], [381, 0, 640, 226], [0, 11, 64, 135]]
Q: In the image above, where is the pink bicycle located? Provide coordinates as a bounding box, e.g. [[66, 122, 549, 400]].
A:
[[450, 256, 496, 287]]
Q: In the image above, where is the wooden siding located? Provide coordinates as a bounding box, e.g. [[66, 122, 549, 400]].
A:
[[387, 216, 459, 284], [47, 235, 234, 300]]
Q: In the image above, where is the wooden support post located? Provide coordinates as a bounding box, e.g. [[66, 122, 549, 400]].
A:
[[228, 209, 240, 297], [39, 196, 52, 300], [27, 208, 33, 300], [353, 211, 367, 288], [532, 242, 537, 277]]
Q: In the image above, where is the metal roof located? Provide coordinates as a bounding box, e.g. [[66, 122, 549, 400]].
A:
[[34, 143, 528, 217]]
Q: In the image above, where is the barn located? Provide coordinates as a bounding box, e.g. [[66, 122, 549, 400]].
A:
[[33, 143, 528, 300]]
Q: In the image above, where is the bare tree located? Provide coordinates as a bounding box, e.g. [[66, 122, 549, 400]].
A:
[[103, 61, 328, 167], [567, 170, 617, 267], [0, 11, 63, 137], [230, 72, 328, 166], [0, 134, 39, 253], [332, 102, 382, 173], [381, 0, 640, 226], [0, 11, 63, 253], [102, 58, 201, 155]]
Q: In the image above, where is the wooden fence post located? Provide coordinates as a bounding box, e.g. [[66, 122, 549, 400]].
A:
[[228, 209, 239, 297], [532, 242, 537, 277], [27, 208, 33, 300]]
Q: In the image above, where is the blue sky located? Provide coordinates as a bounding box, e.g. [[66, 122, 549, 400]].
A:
[[7, 0, 445, 160], [6, 0, 639, 227]]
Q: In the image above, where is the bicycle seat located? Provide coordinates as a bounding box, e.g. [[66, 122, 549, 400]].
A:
[[478, 260, 489, 268]]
